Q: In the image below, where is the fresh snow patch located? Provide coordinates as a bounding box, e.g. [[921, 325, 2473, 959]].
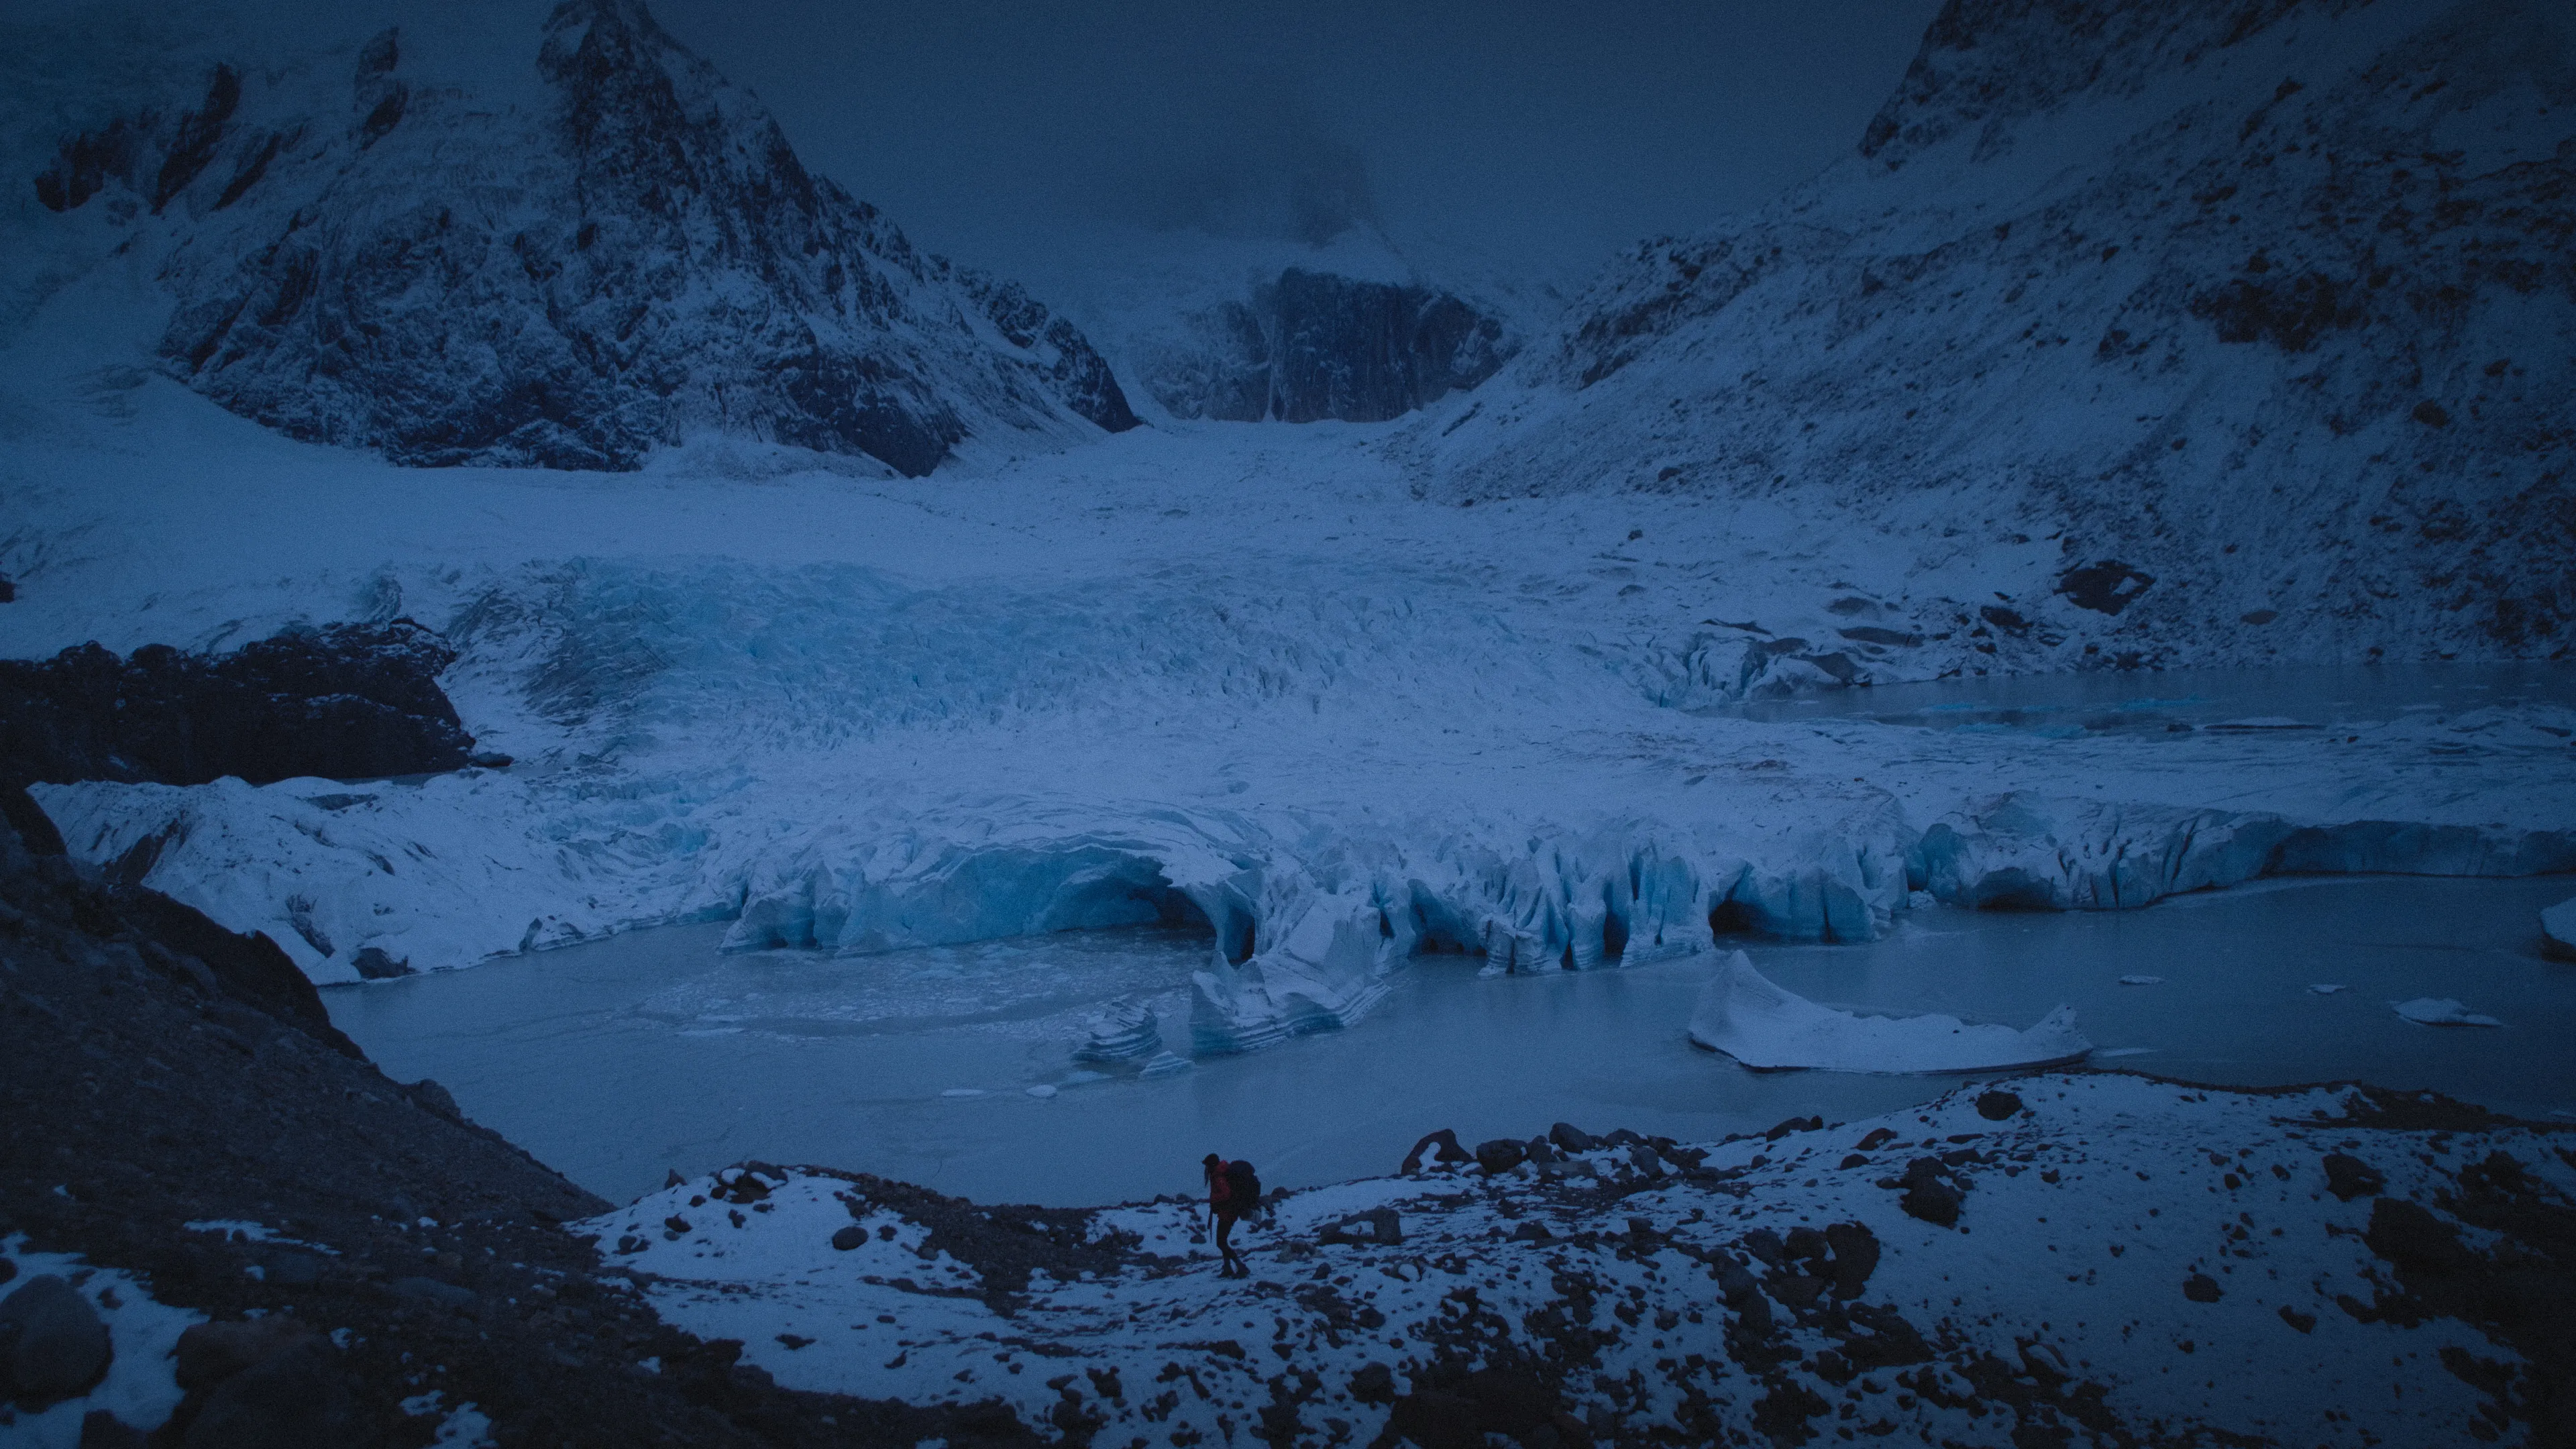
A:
[[181, 1219, 339, 1254], [2392, 998, 2504, 1028], [1687, 949, 2090, 1073], [0, 1237, 207, 1448]]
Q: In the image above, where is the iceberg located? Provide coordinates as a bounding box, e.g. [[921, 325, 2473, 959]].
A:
[[1073, 1000, 1163, 1063], [2391, 998, 2504, 1028], [1688, 951, 2091, 1074], [2544, 896, 2576, 961]]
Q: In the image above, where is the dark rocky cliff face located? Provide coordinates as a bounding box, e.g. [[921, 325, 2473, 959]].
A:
[[0, 621, 474, 789], [1150, 268, 1511, 423], [32, 0, 1138, 475]]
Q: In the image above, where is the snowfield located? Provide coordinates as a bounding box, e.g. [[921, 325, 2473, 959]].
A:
[[576, 1074, 2572, 1447]]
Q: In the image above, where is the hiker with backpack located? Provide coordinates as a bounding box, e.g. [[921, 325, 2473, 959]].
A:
[[1201, 1152, 1260, 1278]]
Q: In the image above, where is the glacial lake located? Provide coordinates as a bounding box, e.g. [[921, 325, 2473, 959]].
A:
[[330, 873, 2576, 1208]]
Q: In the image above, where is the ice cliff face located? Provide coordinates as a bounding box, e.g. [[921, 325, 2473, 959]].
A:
[[1405, 0, 2576, 665], [28, 0, 1138, 474]]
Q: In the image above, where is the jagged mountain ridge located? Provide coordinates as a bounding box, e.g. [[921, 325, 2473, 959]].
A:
[[1403, 0, 2575, 666], [29, 0, 1138, 475]]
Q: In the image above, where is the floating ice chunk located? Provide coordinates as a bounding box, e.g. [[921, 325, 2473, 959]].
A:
[[1687, 951, 2091, 1073], [2307, 983, 2348, 995], [1024, 1084, 1058, 1099], [1190, 885, 1393, 1054], [939, 1087, 985, 1098], [2391, 998, 2504, 1028], [2116, 975, 2163, 985], [1073, 998, 1163, 1062], [2544, 896, 2576, 959], [1139, 1051, 1192, 1077]]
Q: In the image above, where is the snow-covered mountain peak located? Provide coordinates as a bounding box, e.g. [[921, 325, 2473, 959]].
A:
[[17, 0, 1140, 475], [1856, 0, 2373, 173]]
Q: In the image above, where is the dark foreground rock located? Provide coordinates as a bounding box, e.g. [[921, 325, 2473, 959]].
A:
[[0, 788, 1039, 1446], [0, 620, 473, 788]]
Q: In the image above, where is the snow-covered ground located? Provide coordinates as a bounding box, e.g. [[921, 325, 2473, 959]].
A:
[[574, 1074, 2570, 1447]]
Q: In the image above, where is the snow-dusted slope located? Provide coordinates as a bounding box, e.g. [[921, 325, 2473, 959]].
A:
[[1403, 0, 2576, 668], [19, 0, 1137, 474], [588, 1077, 2573, 1448]]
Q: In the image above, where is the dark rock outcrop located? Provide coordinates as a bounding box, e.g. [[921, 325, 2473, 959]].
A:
[[1152, 269, 1510, 423], [0, 788, 1041, 1446], [0, 620, 471, 788], [0, 1273, 113, 1405], [1, 782, 361, 1057], [36, 1, 1136, 476]]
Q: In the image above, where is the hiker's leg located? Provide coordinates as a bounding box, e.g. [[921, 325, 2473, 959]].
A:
[[1216, 1211, 1238, 1271]]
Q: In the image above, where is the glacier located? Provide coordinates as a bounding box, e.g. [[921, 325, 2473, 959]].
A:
[[3, 0, 2569, 1065]]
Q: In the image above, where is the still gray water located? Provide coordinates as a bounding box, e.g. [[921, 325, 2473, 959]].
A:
[[330, 873, 2576, 1208]]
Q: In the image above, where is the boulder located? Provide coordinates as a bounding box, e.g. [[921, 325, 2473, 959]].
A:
[[2365, 1199, 2471, 1275], [1823, 1222, 1882, 1299], [1319, 1209, 1403, 1248], [1399, 1128, 1474, 1175], [2322, 1153, 2385, 1201], [176, 1317, 315, 1393], [1894, 1159, 1962, 1228], [176, 1340, 358, 1448], [1547, 1122, 1597, 1153], [1473, 1138, 1528, 1175], [0, 1274, 112, 1403]]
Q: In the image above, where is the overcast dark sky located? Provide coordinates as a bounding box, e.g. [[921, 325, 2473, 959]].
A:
[[642, 0, 1943, 280]]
